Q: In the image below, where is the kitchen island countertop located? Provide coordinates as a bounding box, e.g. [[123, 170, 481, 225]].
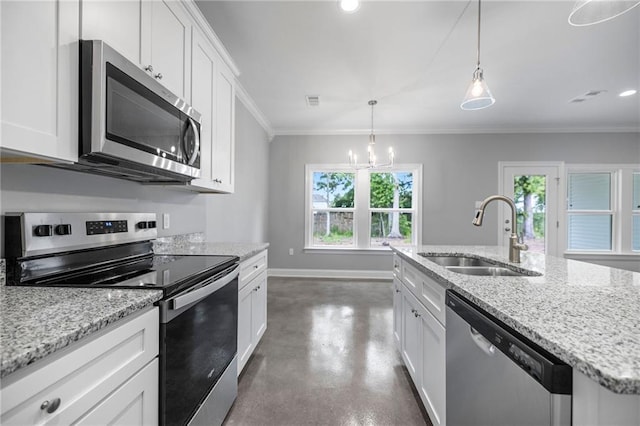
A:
[[0, 286, 162, 378], [391, 245, 640, 394]]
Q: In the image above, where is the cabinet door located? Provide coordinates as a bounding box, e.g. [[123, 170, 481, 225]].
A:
[[238, 283, 254, 375], [75, 359, 158, 425], [80, 0, 144, 66], [419, 305, 446, 426], [145, 0, 191, 98], [401, 285, 421, 385], [211, 61, 235, 193], [392, 278, 403, 351], [187, 28, 217, 191], [1, 0, 78, 163], [252, 272, 268, 343]]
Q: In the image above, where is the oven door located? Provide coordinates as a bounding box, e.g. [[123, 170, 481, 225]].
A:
[[159, 264, 239, 426]]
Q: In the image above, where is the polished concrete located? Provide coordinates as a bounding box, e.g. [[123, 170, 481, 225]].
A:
[[224, 277, 432, 425]]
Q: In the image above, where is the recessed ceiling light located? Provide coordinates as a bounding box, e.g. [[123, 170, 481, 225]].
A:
[[619, 89, 637, 97], [338, 0, 359, 13]]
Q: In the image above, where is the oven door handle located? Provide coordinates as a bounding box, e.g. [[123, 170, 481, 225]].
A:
[[171, 265, 239, 310]]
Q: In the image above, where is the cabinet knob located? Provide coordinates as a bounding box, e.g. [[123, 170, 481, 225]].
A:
[[154, 73, 163, 80], [414, 312, 420, 318], [144, 65, 154, 72], [254, 265, 259, 269], [395, 289, 401, 293], [41, 398, 61, 414]]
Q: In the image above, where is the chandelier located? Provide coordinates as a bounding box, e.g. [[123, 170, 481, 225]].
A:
[[348, 100, 395, 169]]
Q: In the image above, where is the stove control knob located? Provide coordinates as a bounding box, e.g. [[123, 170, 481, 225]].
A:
[[147, 221, 157, 229], [137, 221, 148, 229], [54, 224, 72, 235], [33, 225, 53, 237]]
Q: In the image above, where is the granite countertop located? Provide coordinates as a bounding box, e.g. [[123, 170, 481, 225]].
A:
[[391, 245, 640, 395], [0, 286, 162, 378], [154, 241, 269, 262]]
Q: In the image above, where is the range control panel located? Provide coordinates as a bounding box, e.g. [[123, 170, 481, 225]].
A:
[[86, 220, 128, 235], [6, 213, 158, 258]]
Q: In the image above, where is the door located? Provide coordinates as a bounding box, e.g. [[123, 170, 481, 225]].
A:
[[500, 163, 563, 256], [392, 277, 403, 350], [252, 273, 268, 343], [401, 286, 421, 384]]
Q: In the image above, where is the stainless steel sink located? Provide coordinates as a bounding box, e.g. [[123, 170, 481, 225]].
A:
[[419, 254, 497, 267], [445, 266, 530, 277]]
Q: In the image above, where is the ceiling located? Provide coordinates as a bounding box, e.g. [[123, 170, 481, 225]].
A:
[[195, 0, 640, 136]]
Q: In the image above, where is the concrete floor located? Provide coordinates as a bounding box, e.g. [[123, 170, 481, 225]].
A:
[[224, 277, 432, 425]]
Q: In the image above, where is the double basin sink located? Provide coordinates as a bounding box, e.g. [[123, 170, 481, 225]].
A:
[[419, 254, 540, 277]]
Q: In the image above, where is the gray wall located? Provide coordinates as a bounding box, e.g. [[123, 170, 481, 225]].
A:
[[204, 101, 270, 242], [0, 97, 270, 256], [267, 132, 640, 271]]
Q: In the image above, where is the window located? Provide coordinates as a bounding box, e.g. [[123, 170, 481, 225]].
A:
[[305, 165, 422, 250], [566, 165, 639, 254]]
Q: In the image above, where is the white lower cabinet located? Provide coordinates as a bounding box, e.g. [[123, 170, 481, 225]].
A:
[[397, 260, 446, 426], [1, 307, 159, 426], [392, 277, 403, 350], [237, 250, 268, 375]]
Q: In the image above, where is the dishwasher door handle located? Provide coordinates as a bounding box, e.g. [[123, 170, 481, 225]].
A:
[[470, 326, 496, 356]]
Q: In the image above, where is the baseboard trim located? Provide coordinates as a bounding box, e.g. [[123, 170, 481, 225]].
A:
[[268, 268, 392, 280]]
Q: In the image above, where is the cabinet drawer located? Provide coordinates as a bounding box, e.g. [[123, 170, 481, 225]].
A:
[[1, 307, 159, 425], [239, 250, 268, 289], [401, 261, 446, 326]]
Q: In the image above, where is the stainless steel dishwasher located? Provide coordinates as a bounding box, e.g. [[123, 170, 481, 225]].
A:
[[446, 291, 572, 426]]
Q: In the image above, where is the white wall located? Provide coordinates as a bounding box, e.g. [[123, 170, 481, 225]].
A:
[[267, 132, 640, 272], [0, 98, 270, 257]]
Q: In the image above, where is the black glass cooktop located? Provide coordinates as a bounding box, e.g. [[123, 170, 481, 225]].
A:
[[23, 254, 238, 298]]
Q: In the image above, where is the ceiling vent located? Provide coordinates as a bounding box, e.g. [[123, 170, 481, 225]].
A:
[[306, 95, 320, 107], [570, 98, 586, 103]]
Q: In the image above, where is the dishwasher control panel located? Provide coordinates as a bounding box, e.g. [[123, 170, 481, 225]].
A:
[[508, 343, 543, 381]]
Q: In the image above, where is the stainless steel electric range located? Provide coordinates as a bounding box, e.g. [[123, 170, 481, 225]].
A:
[[4, 212, 239, 426]]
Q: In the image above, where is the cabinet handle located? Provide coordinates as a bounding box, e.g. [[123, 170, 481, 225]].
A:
[[410, 308, 416, 314], [414, 312, 420, 318], [41, 398, 61, 414], [254, 265, 259, 269], [154, 73, 163, 80], [395, 289, 401, 293], [213, 178, 223, 184], [144, 65, 154, 72]]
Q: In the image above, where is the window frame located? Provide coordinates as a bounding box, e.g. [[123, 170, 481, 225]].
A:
[[304, 164, 422, 251], [564, 164, 639, 255]]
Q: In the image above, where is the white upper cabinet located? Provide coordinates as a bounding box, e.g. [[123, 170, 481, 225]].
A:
[[211, 62, 235, 193], [1, 0, 79, 163], [186, 28, 236, 193], [81, 0, 191, 99]]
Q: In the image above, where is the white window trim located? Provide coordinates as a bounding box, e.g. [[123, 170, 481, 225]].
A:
[[564, 164, 640, 256], [304, 164, 422, 251]]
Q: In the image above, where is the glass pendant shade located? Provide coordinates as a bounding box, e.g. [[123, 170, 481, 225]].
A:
[[569, 0, 640, 26], [461, 68, 495, 110]]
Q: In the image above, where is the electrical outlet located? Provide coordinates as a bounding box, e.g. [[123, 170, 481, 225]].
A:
[[289, 248, 294, 256], [163, 213, 170, 230]]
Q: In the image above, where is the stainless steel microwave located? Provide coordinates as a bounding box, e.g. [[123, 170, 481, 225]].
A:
[[71, 40, 201, 183]]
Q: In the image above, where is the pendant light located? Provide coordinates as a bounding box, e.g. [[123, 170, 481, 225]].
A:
[[569, 0, 640, 26], [461, 0, 495, 111], [348, 100, 394, 169]]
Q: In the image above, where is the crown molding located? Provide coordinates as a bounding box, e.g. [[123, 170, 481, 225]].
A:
[[272, 126, 640, 137], [235, 83, 275, 141]]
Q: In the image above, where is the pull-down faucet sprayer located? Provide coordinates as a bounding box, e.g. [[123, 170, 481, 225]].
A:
[[473, 195, 528, 263]]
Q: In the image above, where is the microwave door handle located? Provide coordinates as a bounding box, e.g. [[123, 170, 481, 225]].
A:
[[171, 265, 239, 310], [185, 117, 200, 166]]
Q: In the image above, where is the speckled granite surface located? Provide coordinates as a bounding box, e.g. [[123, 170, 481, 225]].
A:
[[154, 233, 269, 262], [0, 286, 162, 378], [0, 259, 5, 286], [391, 245, 640, 394]]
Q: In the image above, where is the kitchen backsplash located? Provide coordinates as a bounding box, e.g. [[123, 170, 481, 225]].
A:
[[0, 259, 5, 286], [153, 232, 206, 252]]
